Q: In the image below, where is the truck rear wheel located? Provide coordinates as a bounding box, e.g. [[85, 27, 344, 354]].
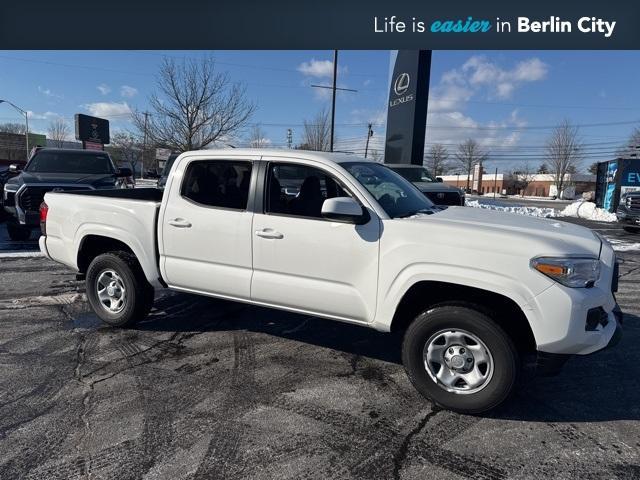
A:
[[402, 305, 519, 414], [7, 222, 31, 241], [86, 251, 154, 327]]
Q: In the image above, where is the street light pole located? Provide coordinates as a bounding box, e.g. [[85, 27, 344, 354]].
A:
[[0, 99, 29, 159]]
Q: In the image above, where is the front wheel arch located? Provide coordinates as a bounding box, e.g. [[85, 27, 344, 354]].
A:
[[390, 280, 537, 355]]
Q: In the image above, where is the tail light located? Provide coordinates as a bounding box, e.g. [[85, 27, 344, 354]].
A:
[[39, 201, 48, 235]]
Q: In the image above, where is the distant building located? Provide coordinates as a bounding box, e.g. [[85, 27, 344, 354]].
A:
[[440, 172, 596, 199]]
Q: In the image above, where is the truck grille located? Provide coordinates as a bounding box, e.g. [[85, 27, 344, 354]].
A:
[[18, 186, 89, 213], [424, 191, 462, 206], [626, 195, 640, 211]]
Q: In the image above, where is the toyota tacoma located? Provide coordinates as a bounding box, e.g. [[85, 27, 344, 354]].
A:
[[38, 150, 622, 413]]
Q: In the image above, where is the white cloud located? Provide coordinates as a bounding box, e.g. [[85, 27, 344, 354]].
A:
[[27, 111, 60, 120], [83, 101, 132, 119], [459, 55, 549, 99], [97, 84, 111, 95], [297, 59, 346, 78], [37, 86, 63, 100], [120, 85, 138, 98]]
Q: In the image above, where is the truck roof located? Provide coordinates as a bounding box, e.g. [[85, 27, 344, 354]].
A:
[[179, 149, 372, 167]]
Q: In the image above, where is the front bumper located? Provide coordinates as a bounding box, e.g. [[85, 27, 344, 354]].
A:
[[616, 208, 640, 226], [529, 241, 621, 356]]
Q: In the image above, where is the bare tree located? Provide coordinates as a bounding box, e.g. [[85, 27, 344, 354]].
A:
[[512, 162, 535, 197], [425, 143, 449, 176], [133, 57, 256, 152], [110, 132, 142, 176], [299, 109, 331, 152], [455, 139, 488, 191], [617, 127, 640, 159], [545, 120, 583, 199], [47, 118, 70, 148], [368, 148, 383, 163], [537, 163, 549, 174], [0, 122, 26, 135], [0, 122, 28, 161], [246, 124, 270, 148]]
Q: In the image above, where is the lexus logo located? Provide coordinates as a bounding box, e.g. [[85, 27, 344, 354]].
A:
[[393, 73, 410, 96]]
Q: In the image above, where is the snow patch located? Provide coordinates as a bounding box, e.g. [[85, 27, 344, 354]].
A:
[[0, 251, 44, 259], [465, 200, 557, 218], [559, 201, 617, 222]]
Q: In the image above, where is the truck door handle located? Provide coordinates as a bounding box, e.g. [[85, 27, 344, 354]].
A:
[[255, 229, 283, 239], [168, 218, 192, 228]]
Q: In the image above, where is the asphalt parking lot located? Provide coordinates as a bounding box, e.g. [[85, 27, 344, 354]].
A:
[[0, 218, 639, 479]]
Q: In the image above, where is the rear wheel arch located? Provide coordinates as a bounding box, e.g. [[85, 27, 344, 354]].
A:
[[390, 280, 537, 355], [77, 235, 135, 274]]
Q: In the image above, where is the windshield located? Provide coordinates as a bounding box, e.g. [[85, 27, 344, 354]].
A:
[[26, 151, 115, 174], [389, 166, 435, 183], [343, 162, 435, 218]]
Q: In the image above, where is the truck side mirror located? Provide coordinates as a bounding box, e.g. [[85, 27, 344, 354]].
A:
[[8, 164, 22, 173], [321, 197, 369, 225], [435, 177, 443, 183], [116, 167, 133, 178]]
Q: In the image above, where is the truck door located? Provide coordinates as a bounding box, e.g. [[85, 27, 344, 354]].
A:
[[251, 159, 380, 324], [160, 156, 257, 300]]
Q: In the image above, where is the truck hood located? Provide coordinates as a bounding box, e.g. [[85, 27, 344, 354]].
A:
[[9, 171, 117, 186], [404, 206, 602, 258]]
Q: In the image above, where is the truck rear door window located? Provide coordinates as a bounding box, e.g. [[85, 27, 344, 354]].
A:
[[181, 160, 252, 210]]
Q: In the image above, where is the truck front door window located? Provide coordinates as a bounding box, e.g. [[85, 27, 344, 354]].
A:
[[266, 163, 352, 218]]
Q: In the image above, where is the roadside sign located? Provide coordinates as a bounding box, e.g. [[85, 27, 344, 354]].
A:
[[83, 141, 104, 151], [155, 148, 172, 161], [75, 114, 110, 145]]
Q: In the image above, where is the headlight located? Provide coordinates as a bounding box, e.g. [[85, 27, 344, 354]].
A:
[[530, 256, 600, 288]]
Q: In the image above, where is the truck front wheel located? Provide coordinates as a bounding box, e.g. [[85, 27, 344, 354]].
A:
[[86, 252, 154, 327], [402, 305, 519, 414]]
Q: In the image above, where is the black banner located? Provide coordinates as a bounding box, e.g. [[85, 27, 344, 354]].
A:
[[0, 0, 638, 49], [384, 50, 431, 166]]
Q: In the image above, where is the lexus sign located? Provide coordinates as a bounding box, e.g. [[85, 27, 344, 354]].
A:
[[393, 73, 410, 96]]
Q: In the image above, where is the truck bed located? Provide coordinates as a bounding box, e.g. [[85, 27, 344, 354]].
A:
[[42, 188, 163, 287], [61, 187, 164, 202]]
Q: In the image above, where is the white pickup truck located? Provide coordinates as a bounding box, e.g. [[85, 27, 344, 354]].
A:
[[39, 149, 622, 413]]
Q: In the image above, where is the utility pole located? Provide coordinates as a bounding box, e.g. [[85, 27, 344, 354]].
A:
[[141, 111, 149, 179], [310, 50, 357, 152], [0, 99, 29, 159], [330, 49, 338, 152], [493, 167, 498, 199], [364, 123, 374, 158], [287, 128, 293, 149]]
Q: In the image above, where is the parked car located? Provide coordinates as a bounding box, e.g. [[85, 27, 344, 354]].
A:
[[616, 191, 640, 233], [157, 153, 179, 189], [385, 164, 465, 206], [0, 164, 24, 222], [3, 148, 131, 240], [39, 149, 621, 413]]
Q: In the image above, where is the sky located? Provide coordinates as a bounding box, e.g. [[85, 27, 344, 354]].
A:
[[0, 50, 639, 172]]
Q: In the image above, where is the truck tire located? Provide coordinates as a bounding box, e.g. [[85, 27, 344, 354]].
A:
[[402, 305, 519, 414], [86, 251, 155, 327], [7, 222, 31, 241]]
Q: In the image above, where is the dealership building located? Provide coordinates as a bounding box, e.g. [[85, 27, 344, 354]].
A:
[[440, 172, 597, 199]]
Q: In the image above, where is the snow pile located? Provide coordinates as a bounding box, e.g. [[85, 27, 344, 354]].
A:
[[604, 236, 640, 252], [559, 201, 617, 222], [465, 200, 557, 218]]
